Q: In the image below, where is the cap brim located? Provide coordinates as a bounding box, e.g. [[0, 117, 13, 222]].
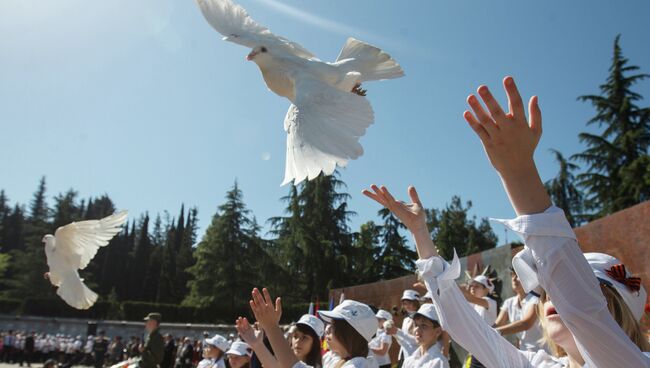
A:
[[317, 310, 342, 323], [413, 312, 438, 323]]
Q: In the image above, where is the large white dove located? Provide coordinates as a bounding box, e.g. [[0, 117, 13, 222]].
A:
[[196, 0, 404, 185], [43, 211, 128, 310]]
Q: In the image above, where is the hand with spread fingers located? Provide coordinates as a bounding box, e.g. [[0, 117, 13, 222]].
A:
[[463, 76, 551, 216], [463, 76, 542, 175], [249, 288, 282, 330], [362, 185, 437, 259], [235, 317, 264, 347], [362, 185, 427, 233]]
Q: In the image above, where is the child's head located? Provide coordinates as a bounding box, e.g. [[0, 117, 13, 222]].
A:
[[510, 268, 524, 294], [375, 309, 392, 329], [535, 253, 649, 356], [401, 290, 421, 313], [203, 334, 229, 360], [470, 276, 494, 298], [412, 304, 442, 348], [319, 300, 376, 359], [226, 341, 251, 368], [292, 314, 324, 366]]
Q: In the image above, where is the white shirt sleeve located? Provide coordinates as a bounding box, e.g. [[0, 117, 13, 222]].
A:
[[417, 254, 533, 367], [494, 206, 650, 367], [393, 329, 418, 357]]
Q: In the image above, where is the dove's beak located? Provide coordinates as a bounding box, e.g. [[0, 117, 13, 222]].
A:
[[246, 51, 257, 61]]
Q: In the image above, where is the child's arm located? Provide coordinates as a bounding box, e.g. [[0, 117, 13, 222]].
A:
[[464, 77, 649, 367], [249, 288, 300, 368], [234, 317, 279, 368], [496, 306, 537, 336]]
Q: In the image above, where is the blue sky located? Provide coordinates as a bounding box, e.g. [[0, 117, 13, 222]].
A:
[[1, 0, 649, 245]]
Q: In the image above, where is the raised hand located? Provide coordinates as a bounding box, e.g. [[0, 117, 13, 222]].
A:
[[250, 288, 282, 330], [362, 185, 427, 233], [463, 76, 542, 175], [463, 76, 551, 216], [235, 317, 264, 347]]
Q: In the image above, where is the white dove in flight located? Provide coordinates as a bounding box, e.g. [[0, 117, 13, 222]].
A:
[[43, 211, 128, 310], [196, 0, 404, 185]]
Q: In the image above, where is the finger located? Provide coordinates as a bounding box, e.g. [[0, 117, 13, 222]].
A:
[[503, 76, 524, 119], [262, 288, 273, 306], [407, 186, 423, 207], [379, 186, 397, 205], [276, 297, 283, 315], [362, 189, 387, 207], [252, 288, 266, 308], [370, 184, 390, 205], [467, 95, 499, 136], [477, 85, 506, 122], [463, 110, 491, 142], [529, 96, 542, 136]]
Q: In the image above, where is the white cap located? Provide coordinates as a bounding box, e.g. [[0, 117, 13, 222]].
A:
[[205, 334, 230, 352], [226, 341, 251, 357], [296, 314, 325, 337], [472, 275, 495, 293], [401, 290, 420, 301], [375, 309, 392, 321], [512, 248, 540, 293], [585, 253, 647, 321], [318, 300, 376, 342], [413, 303, 439, 323], [421, 291, 432, 301]]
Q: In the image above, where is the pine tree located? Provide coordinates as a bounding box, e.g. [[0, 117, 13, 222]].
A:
[[545, 149, 584, 227], [574, 35, 650, 217], [376, 209, 417, 279]]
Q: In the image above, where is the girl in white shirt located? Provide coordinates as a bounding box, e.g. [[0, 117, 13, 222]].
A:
[[196, 335, 229, 368], [368, 310, 392, 368], [362, 76, 649, 367], [239, 288, 379, 368]]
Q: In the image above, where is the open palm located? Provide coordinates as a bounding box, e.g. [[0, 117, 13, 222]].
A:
[[362, 185, 427, 232]]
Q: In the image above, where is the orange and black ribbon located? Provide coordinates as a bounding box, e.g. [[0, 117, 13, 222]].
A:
[[605, 264, 641, 293]]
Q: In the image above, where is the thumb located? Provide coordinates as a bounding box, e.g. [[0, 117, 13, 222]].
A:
[[275, 297, 283, 316], [408, 186, 423, 207], [529, 96, 542, 137]]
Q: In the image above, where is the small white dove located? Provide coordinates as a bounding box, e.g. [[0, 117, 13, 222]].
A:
[[43, 211, 128, 310], [196, 0, 404, 185]]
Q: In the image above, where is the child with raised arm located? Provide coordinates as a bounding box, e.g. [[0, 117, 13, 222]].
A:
[[363, 76, 649, 367]]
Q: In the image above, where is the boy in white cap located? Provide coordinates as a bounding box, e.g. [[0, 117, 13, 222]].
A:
[[197, 335, 230, 368], [461, 275, 497, 328], [403, 304, 449, 368], [225, 342, 251, 368], [397, 290, 419, 363], [368, 310, 393, 368]]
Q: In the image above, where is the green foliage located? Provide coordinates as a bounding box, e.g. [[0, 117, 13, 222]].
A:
[[573, 35, 650, 218], [426, 196, 498, 259], [545, 149, 584, 227]]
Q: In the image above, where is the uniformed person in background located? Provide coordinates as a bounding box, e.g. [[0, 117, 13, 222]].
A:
[[93, 331, 108, 368], [138, 313, 164, 368]]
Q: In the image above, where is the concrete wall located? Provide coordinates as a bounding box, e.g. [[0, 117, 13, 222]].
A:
[[0, 315, 235, 340]]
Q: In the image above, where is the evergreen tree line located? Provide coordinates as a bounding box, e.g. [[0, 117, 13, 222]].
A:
[[545, 36, 650, 226]]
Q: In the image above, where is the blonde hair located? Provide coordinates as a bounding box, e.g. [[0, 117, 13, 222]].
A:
[[536, 285, 650, 357]]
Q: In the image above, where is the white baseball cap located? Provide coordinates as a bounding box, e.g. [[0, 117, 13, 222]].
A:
[[585, 252, 647, 321], [413, 303, 439, 323], [401, 290, 420, 301], [296, 314, 325, 338], [318, 300, 377, 342], [205, 334, 230, 352], [421, 291, 432, 301], [226, 341, 251, 357], [375, 309, 392, 321], [472, 275, 495, 293]]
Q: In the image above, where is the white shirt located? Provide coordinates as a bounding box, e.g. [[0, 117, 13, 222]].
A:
[[472, 297, 497, 326], [417, 206, 650, 368], [368, 329, 391, 366], [502, 294, 544, 351], [196, 357, 225, 368], [294, 356, 379, 368], [403, 344, 449, 368]]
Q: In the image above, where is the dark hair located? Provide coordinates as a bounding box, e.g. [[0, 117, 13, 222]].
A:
[[295, 324, 322, 368], [331, 319, 368, 358], [413, 314, 440, 328]]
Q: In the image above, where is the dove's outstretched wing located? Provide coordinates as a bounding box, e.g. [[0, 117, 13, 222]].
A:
[[196, 0, 316, 60], [282, 78, 374, 185], [54, 211, 128, 270]]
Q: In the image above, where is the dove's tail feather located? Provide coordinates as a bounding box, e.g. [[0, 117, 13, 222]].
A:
[[57, 272, 98, 310], [335, 38, 404, 82]]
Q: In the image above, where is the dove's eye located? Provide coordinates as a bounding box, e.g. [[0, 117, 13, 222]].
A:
[[260, 47, 268, 53]]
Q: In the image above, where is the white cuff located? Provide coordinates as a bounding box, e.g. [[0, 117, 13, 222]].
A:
[[416, 249, 461, 296]]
